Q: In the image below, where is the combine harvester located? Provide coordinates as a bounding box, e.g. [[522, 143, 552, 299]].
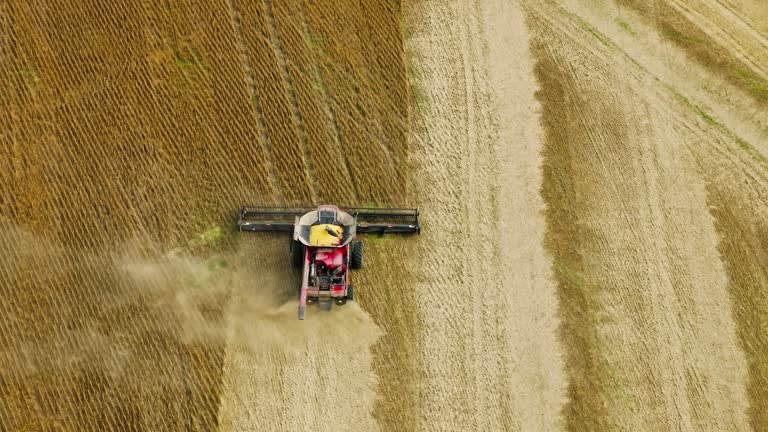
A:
[[237, 205, 420, 319]]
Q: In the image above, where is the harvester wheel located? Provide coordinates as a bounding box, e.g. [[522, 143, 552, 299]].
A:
[[350, 241, 363, 269], [346, 285, 354, 301], [291, 241, 304, 268]]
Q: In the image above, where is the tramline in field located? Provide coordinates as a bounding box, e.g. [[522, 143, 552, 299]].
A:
[[237, 205, 420, 319]]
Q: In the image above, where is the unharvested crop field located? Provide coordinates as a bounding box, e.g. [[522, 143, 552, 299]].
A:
[[2, 0, 768, 431], [1, 0, 408, 430]]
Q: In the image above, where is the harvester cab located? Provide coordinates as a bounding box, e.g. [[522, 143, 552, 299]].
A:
[[237, 205, 420, 320]]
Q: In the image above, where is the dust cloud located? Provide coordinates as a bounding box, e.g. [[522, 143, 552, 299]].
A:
[[119, 237, 382, 353], [2, 225, 382, 378]]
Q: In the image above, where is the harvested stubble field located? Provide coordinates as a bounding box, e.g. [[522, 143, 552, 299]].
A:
[[3, 0, 768, 431]]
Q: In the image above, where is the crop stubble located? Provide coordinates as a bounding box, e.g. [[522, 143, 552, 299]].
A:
[[398, 0, 567, 430], [527, 0, 765, 430]]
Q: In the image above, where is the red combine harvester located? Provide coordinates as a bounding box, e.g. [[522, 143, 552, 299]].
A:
[[237, 205, 420, 319]]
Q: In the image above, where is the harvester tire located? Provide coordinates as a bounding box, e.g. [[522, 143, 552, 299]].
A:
[[346, 285, 354, 301], [350, 241, 363, 269], [292, 241, 304, 269]]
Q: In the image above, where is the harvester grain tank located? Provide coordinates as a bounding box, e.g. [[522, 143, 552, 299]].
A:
[[237, 205, 420, 319]]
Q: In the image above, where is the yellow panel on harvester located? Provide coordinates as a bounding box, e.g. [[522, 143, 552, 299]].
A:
[[309, 224, 344, 247]]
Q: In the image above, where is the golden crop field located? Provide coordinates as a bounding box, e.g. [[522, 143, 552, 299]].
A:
[[4, 0, 768, 431], [0, 0, 408, 430]]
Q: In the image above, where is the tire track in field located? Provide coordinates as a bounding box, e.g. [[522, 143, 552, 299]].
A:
[[669, 0, 768, 78], [263, 0, 318, 204], [616, 0, 768, 109], [403, 0, 566, 430], [301, 0, 404, 204], [666, 39, 768, 430], [718, 0, 768, 38], [299, 9, 359, 203], [526, 1, 751, 430], [535, 0, 768, 428], [270, 0, 355, 203], [226, 0, 282, 204]]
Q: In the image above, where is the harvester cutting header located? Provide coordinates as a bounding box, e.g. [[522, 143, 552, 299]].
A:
[[237, 205, 420, 319]]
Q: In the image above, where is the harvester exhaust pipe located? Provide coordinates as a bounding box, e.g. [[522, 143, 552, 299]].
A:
[[299, 247, 310, 320]]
